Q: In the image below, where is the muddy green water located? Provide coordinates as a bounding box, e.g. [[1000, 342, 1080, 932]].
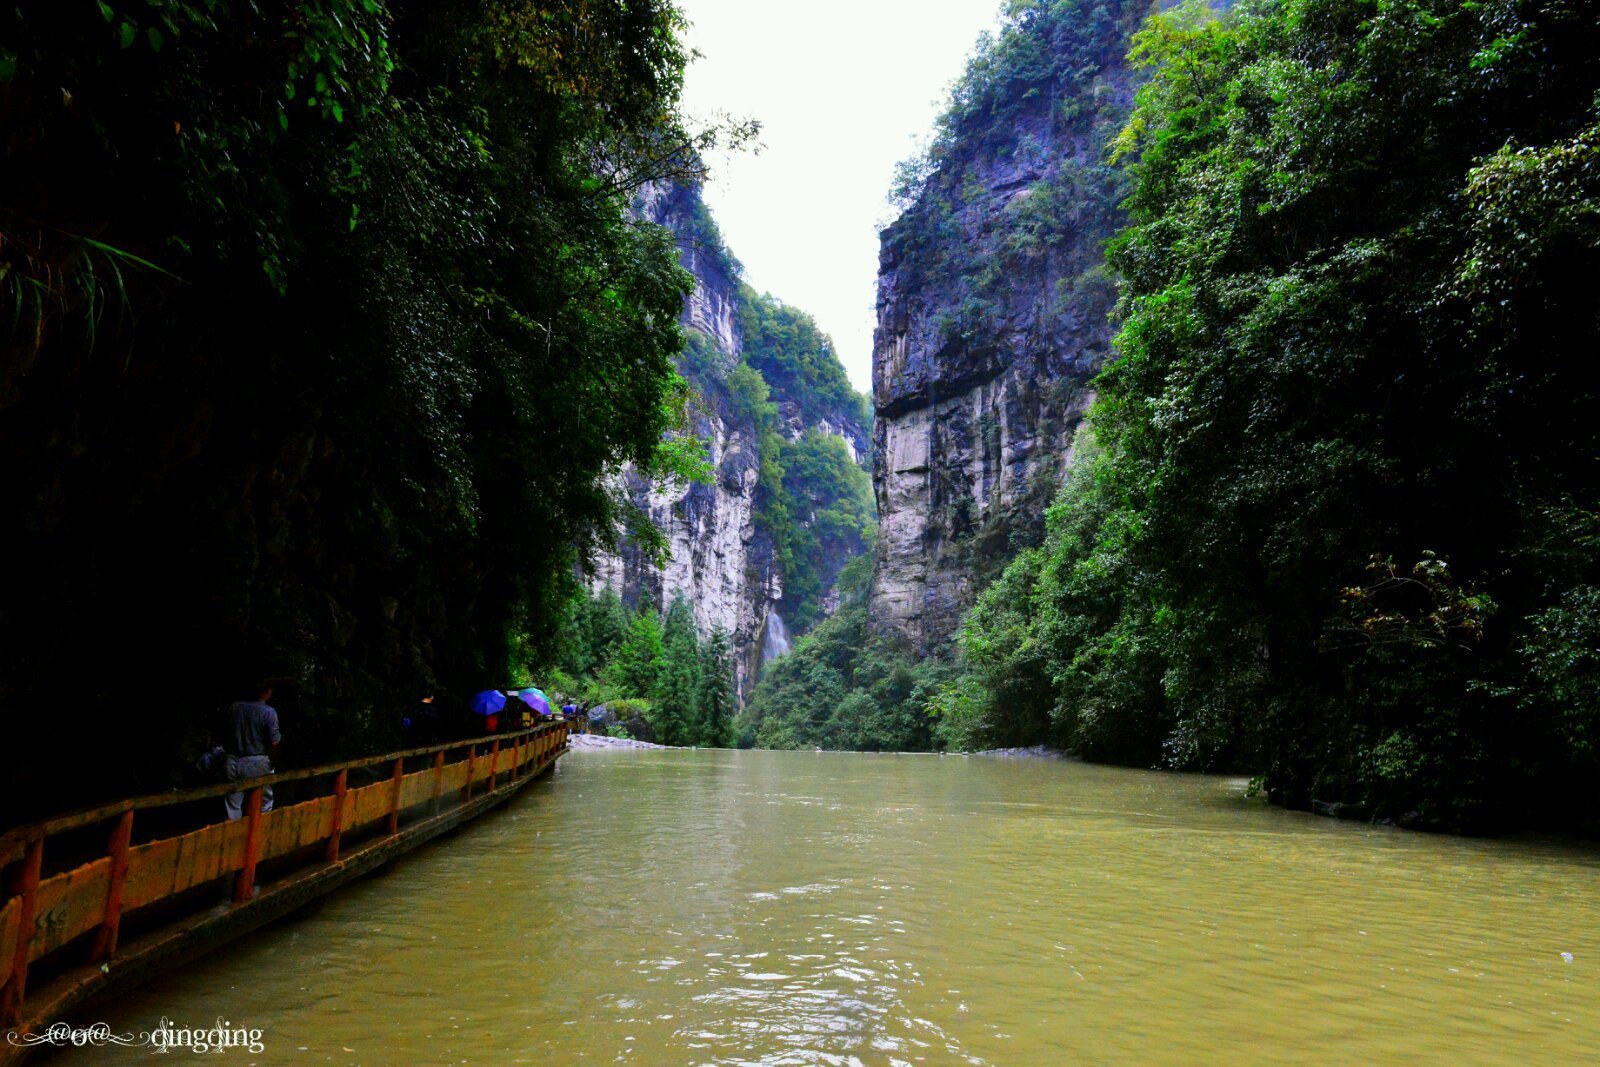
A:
[[96, 749, 1598, 1064]]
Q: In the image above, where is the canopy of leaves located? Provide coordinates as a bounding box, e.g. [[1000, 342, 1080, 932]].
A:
[[737, 287, 867, 429]]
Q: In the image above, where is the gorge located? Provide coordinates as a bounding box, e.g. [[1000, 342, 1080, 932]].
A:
[[582, 181, 872, 704], [4, 0, 1600, 1060]]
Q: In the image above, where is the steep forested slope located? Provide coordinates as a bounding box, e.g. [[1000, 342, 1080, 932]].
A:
[[944, 0, 1600, 832]]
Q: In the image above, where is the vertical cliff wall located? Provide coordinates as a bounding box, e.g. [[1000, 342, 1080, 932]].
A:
[[592, 183, 871, 698], [868, 0, 1144, 653]]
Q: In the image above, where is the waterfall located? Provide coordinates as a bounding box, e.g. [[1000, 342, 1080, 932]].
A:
[[760, 611, 791, 666]]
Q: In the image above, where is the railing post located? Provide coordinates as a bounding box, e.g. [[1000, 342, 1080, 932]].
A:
[[233, 787, 264, 903], [325, 769, 348, 863], [430, 749, 445, 816], [386, 758, 404, 836], [462, 745, 476, 803], [1, 837, 44, 1028], [488, 739, 500, 792], [90, 810, 134, 961]]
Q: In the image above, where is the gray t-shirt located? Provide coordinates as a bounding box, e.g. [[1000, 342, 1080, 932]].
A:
[[224, 701, 281, 757]]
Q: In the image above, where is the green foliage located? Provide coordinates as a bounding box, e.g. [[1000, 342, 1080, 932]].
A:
[[607, 602, 666, 698], [737, 287, 867, 428], [696, 626, 735, 747], [724, 340, 875, 634], [651, 595, 703, 743], [946, 0, 1600, 831], [557, 590, 735, 746], [740, 606, 954, 752], [772, 430, 876, 631], [0, 0, 730, 816], [936, 437, 1172, 762]]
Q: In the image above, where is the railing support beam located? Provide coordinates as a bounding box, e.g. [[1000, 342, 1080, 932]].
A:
[[233, 788, 264, 903], [1, 837, 43, 1028], [386, 758, 405, 836], [326, 769, 348, 863], [90, 810, 134, 962], [430, 750, 445, 817]]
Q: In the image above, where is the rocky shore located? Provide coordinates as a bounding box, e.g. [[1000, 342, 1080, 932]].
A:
[[568, 733, 670, 751]]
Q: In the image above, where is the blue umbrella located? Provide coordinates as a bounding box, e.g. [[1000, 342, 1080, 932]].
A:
[[470, 689, 507, 717]]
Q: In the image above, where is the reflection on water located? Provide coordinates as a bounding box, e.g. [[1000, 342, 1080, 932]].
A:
[[98, 750, 1600, 1063]]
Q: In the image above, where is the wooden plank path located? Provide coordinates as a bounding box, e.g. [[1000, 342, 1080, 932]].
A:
[[0, 720, 569, 1059]]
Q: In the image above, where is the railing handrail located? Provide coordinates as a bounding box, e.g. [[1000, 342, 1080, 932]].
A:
[[0, 722, 564, 867], [0, 719, 570, 1035]]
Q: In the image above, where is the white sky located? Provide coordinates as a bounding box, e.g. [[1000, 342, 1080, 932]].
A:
[[678, 0, 1003, 394]]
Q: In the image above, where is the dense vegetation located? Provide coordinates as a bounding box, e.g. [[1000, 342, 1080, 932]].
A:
[[0, 0, 731, 819], [738, 287, 869, 432], [549, 588, 735, 747], [737, 554, 953, 751], [724, 304, 875, 634], [940, 0, 1600, 832]]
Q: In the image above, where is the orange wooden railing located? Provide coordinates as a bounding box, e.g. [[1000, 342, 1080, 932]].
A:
[[0, 720, 569, 1029]]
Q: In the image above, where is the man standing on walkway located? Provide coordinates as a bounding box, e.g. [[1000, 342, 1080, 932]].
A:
[[223, 682, 281, 820]]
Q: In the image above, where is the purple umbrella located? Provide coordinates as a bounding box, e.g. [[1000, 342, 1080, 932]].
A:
[[516, 687, 552, 716]]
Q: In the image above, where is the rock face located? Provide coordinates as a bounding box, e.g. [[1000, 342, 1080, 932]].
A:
[[591, 184, 869, 698], [589, 183, 775, 699], [867, 5, 1140, 653]]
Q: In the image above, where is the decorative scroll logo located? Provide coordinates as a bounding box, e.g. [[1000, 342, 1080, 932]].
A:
[[7, 1017, 266, 1054], [6, 1021, 139, 1049]]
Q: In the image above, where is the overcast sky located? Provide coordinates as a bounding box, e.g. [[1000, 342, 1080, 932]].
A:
[[678, 0, 1002, 394]]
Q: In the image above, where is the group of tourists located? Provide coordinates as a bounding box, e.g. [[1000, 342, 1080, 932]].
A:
[[201, 681, 579, 822]]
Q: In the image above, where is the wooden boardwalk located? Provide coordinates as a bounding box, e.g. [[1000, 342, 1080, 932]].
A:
[[0, 721, 569, 1058]]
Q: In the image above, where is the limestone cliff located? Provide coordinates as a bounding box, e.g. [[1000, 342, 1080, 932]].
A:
[[593, 183, 870, 697], [868, 0, 1144, 652]]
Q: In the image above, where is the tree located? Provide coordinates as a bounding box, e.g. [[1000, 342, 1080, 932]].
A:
[[696, 626, 735, 747], [608, 603, 666, 709], [652, 594, 703, 745], [586, 587, 630, 672]]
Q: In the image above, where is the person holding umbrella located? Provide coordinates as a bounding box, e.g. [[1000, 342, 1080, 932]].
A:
[[515, 687, 553, 723], [470, 689, 506, 734]]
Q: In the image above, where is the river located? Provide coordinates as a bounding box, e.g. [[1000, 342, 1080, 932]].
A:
[[96, 749, 1598, 1063]]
